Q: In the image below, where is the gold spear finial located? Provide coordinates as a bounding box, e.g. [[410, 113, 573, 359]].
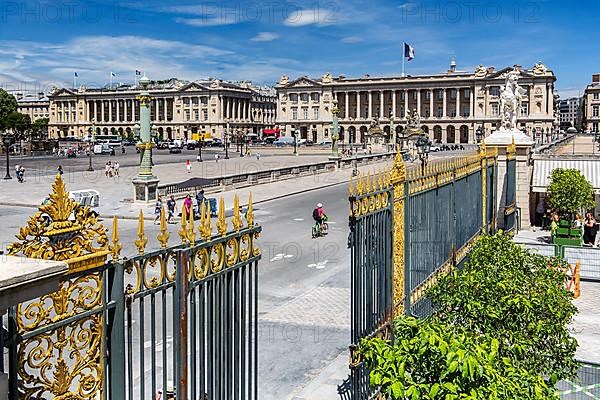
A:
[[134, 210, 148, 254], [217, 197, 227, 235], [246, 193, 254, 227], [178, 206, 188, 243], [232, 194, 243, 232], [349, 175, 355, 196], [157, 208, 170, 248], [110, 216, 122, 260], [187, 206, 196, 246], [198, 201, 212, 240]]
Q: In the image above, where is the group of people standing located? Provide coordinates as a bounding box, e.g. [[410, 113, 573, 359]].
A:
[[154, 190, 207, 225], [105, 161, 120, 178], [14, 165, 25, 183]]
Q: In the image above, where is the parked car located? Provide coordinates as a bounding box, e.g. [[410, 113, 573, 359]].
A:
[[186, 140, 198, 150], [157, 141, 169, 150], [273, 137, 295, 146], [168, 142, 182, 153], [320, 138, 333, 145], [211, 138, 223, 147], [93, 144, 111, 155]]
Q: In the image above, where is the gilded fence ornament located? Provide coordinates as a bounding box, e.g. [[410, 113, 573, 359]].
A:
[[178, 207, 188, 243], [217, 198, 227, 236], [157, 208, 170, 248], [110, 216, 122, 260], [134, 210, 148, 254], [7, 175, 109, 271], [389, 151, 406, 316], [232, 194, 243, 232], [198, 202, 212, 240], [246, 193, 255, 227], [7, 174, 106, 399], [187, 207, 196, 246], [349, 175, 355, 196]]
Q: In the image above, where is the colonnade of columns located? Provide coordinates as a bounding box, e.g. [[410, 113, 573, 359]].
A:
[[334, 88, 474, 121]]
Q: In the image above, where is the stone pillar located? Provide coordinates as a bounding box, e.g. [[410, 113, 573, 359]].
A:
[[416, 90, 421, 116], [456, 89, 460, 117], [392, 90, 397, 117], [487, 136, 534, 231], [442, 89, 447, 117], [345, 92, 349, 119], [429, 89, 434, 117], [379, 91, 384, 117], [356, 92, 361, 119], [368, 91, 373, 119], [469, 88, 474, 118], [101, 100, 105, 122], [237, 99, 241, 121], [404, 90, 409, 116]]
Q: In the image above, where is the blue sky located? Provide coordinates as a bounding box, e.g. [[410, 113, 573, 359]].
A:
[[0, 0, 598, 98]]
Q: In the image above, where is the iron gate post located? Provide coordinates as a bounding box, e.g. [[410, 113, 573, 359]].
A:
[[107, 261, 126, 400], [176, 249, 189, 400]]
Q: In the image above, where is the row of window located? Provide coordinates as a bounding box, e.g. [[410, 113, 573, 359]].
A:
[[291, 107, 319, 120], [593, 105, 599, 117]]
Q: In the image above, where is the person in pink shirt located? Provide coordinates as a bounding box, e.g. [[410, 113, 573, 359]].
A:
[[183, 194, 193, 217]]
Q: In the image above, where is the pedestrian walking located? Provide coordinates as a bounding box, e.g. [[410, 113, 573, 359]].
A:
[[255, 152, 260, 160], [166, 195, 176, 224], [183, 194, 193, 217], [57, 165, 63, 175], [584, 213, 598, 246], [114, 161, 120, 177], [196, 189, 205, 211], [186, 159, 192, 173], [15, 165, 23, 183], [215, 153, 220, 162], [105, 162, 110, 178], [17, 166, 25, 183], [154, 195, 163, 225]]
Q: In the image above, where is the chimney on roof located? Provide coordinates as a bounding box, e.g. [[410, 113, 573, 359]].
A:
[[38, 92, 45, 100], [593, 74, 600, 83], [338, 75, 345, 80], [448, 56, 457, 73], [15, 92, 23, 100], [364, 74, 370, 78]]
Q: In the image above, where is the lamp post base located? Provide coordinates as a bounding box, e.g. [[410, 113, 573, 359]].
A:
[[3, 174, 11, 180], [132, 177, 160, 204]]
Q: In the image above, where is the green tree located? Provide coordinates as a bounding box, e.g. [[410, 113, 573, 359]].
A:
[[429, 233, 578, 382], [360, 317, 557, 400], [546, 168, 594, 216], [0, 89, 18, 130], [6, 111, 32, 139], [31, 117, 49, 139]]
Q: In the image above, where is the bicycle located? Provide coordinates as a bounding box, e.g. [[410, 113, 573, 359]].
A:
[[311, 216, 329, 238]]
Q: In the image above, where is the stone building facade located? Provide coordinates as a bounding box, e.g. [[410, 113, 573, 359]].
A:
[[16, 93, 50, 122], [583, 74, 600, 133], [275, 63, 557, 144], [47, 79, 276, 140]]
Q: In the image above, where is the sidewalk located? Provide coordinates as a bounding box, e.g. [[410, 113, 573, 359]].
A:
[[0, 154, 393, 219]]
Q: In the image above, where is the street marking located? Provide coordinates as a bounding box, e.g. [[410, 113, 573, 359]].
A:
[[307, 259, 329, 269], [293, 218, 304, 221], [270, 253, 295, 262]]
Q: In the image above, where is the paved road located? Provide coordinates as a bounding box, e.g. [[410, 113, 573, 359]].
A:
[[0, 180, 353, 399]]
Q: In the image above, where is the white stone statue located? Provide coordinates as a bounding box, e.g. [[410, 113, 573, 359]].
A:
[[278, 75, 289, 85], [474, 64, 487, 77], [499, 69, 527, 131], [532, 62, 548, 75], [321, 72, 333, 83], [486, 67, 534, 146]]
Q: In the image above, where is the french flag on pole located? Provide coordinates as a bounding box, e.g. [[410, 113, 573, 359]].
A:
[[404, 42, 415, 61]]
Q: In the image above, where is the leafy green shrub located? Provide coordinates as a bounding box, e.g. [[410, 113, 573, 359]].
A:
[[547, 168, 594, 217], [360, 317, 557, 399]]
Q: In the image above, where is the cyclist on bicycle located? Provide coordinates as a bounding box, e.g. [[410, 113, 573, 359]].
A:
[[312, 203, 328, 236]]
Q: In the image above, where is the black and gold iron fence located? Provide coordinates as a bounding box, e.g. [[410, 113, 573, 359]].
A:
[[3, 175, 261, 400], [346, 144, 501, 399]]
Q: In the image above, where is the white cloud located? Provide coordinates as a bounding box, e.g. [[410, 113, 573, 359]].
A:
[[251, 32, 279, 42], [174, 16, 239, 27], [283, 8, 338, 27], [341, 36, 363, 44]]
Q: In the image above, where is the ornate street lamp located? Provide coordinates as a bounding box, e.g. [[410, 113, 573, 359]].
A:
[[293, 129, 298, 156], [415, 135, 431, 175], [224, 120, 230, 159], [390, 112, 395, 152], [329, 99, 341, 160], [2, 132, 13, 180], [87, 120, 96, 171], [197, 133, 203, 162]]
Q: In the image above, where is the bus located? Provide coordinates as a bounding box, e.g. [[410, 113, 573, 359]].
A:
[[85, 134, 123, 148]]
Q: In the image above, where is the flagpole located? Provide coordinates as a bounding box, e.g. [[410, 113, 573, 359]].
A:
[[110, 73, 112, 89], [401, 42, 406, 77]]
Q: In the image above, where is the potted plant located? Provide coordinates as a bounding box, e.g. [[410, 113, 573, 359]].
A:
[[547, 168, 594, 246]]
